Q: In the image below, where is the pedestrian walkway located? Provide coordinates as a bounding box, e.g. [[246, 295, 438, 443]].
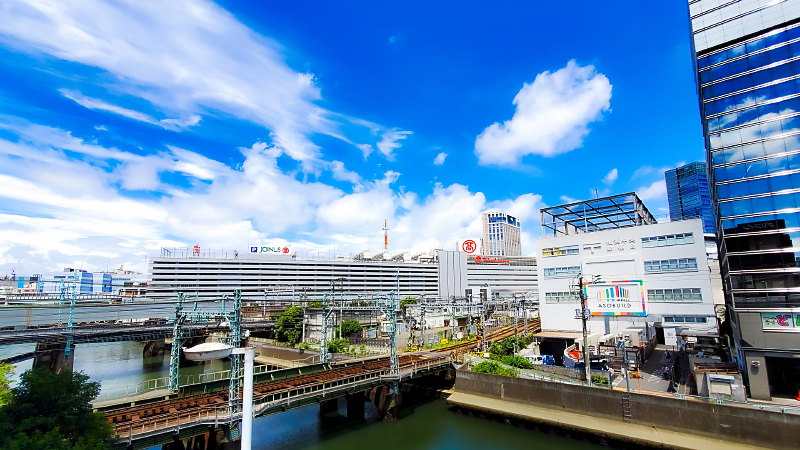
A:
[[447, 392, 773, 450]]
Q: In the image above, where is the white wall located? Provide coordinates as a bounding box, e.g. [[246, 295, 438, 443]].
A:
[[536, 219, 717, 337]]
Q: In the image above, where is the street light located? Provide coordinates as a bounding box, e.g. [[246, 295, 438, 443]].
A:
[[183, 343, 256, 450]]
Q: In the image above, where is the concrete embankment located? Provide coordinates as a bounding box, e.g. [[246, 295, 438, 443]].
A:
[[447, 370, 800, 450]]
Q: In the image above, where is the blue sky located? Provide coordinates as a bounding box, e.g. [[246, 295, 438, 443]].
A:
[[0, 1, 704, 274]]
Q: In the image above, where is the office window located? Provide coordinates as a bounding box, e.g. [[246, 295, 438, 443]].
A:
[[542, 245, 579, 257], [543, 266, 581, 278], [644, 258, 698, 273], [663, 316, 709, 324], [647, 288, 702, 302], [641, 233, 695, 248], [544, 292, 579, 303]]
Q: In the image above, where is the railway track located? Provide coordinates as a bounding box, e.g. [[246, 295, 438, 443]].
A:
[[434, 318, 542, 355], [104, 354, 430, 427]]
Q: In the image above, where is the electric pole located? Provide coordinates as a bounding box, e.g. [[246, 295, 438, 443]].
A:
[[577, 273, 591, 385]]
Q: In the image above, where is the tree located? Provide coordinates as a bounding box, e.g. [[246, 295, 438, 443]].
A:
[[399, 297, 417, 310], [0, 368, 113, 450], [276, 306, 304, 345], [338, 318, 362, 337], [0, 362, 12, 406]]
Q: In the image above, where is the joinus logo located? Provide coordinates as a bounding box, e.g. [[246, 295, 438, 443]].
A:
[[250, 246, 290, 254]]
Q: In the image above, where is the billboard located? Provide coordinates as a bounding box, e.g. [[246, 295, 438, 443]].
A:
[[584, 280, 646, 316], [250, 245, 291, 255], [761, 312, 800, 332]]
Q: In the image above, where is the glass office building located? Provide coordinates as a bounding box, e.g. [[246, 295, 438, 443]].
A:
[[689, 0, 800, 401], [665, 161, 716, 233]]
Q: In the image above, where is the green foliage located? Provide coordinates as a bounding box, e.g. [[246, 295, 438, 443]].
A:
[[471, 361, 518, 377], [298, 342, 311, 350], [489, 335, 536, 357], [307, 300, 323, 308], [399, 297, 417, 309], [591, 374, 610, 385], [0, 368, 113, 450], [0, 362, 13, 406], [338, 318, 363, 337], [276, 306, 304, 346], [493, 355, 535, 369], [327, 338, 351, 354]]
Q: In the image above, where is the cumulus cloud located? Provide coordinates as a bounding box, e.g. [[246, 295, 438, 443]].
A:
[[602, 168, 618, 186], [433, 152, 448, 166], [0, 119, 546, 274], [637, 179, 667, 202], [376, 129, 412, 160], [474, 60, 612, 165]]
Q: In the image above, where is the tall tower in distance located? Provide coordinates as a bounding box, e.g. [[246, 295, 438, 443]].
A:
[[481, 212, 521, 256], [383, 219, 389, 252], [665, 161, 715, 234]]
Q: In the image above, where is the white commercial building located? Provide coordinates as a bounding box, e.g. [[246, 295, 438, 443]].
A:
[[149, 249, 537, 301], [536, 218, 718, 343], [482, 212, 521, 256]]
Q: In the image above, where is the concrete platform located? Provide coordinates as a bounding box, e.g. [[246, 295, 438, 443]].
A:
[[447, 392, 773, 450]]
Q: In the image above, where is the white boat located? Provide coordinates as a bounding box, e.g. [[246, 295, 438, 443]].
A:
[[182, 342, 233, 361]]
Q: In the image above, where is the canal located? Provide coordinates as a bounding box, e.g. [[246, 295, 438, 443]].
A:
[[0, 341, 603, 450]]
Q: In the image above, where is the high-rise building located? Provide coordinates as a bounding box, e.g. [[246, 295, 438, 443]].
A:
[[665, 161, 716, 233], [482, 212, 521, 256], [689, 0, 800, 401]]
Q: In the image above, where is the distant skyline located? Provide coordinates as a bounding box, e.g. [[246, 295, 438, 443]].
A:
[[0, 1, 703, 274]]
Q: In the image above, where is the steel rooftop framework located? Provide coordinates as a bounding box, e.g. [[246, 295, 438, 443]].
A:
[[541, 192, 656, 237]]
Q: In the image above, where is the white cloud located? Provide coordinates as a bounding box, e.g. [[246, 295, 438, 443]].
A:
[[60, 89, 201, 131], [602, 168, 618, 186], [0, 0, 402, 170], [474, 60, 612, 165], [94, 125, 108, 131], [433, 152, 448, 166], [356, 144, 374, 159], [376, 129, 412, 161], [559, 195, 578, 204], [637, 179, 667, 202], [0, 119, 547, 274]]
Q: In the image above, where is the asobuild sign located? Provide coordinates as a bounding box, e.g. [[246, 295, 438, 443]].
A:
[[584, 280, 646, 316], [250, 245, 290, 255]]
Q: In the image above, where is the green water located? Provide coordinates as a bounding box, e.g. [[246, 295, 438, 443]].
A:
[[0, 342, 602, 449], [246, 399, 602, 450]]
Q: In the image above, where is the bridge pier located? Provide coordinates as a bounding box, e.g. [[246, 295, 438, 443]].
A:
[[161, 427, 229, 450], [143, 338, 167, 357], [346, 393, 365, 420], [367, 385, 402, 421], [32, 342, 74, 374], [319, 398, 338, 415]]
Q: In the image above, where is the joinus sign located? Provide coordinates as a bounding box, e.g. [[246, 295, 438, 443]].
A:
[[250, 245, 290, 255]]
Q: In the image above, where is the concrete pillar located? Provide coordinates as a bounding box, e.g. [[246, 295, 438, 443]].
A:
[[319, 399, 338, 414], [32, 342, 74, 374], [346, 394, 365, 420], [368, 385, 402, 421], [143, 339, 167, 357], [745, 351, 771, 401]]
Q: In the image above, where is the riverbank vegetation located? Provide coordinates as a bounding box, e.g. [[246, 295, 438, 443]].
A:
[[0, 368, 112, 449], [471, 361, 519, 377], [276, 306, 304, 346]]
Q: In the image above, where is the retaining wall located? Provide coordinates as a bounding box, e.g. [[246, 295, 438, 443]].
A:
[[454, 370, 800, 449]]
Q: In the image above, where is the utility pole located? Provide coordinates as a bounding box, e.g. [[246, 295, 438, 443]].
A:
[[577, 273, 591, 385]]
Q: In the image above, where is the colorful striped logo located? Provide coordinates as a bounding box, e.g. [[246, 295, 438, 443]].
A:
[[596, 285, 630, 301]]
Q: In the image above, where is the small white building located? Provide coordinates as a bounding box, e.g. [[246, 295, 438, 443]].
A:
[[536, 195, 718, 356]]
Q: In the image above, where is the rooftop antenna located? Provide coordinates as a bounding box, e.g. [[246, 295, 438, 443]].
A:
[[383, 219, 390, 253]]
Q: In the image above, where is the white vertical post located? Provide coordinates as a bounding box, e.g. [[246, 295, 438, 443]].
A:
[[242, 347, 255, 450]]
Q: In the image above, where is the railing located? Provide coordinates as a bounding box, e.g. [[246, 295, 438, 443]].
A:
[[113, 355, 452, 441]]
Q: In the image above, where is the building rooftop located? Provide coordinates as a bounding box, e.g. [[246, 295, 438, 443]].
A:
[[540, 192, 656, 237]]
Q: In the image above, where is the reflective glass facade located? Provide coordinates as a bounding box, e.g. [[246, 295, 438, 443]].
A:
[[690, 0, 800, 401], [665, 162, 715, 233]]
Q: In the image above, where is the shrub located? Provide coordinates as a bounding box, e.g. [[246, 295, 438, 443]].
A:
[[276, 306, 304, 346], [338, 318, 363, 337], [327, 338, 350, 354], [499, 355, 535, 369], [472, 361, 518, 377], [591, 374, 610, 385]]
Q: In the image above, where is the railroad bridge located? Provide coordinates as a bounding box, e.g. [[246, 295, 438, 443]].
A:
[[104, 353, 453, 450]]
